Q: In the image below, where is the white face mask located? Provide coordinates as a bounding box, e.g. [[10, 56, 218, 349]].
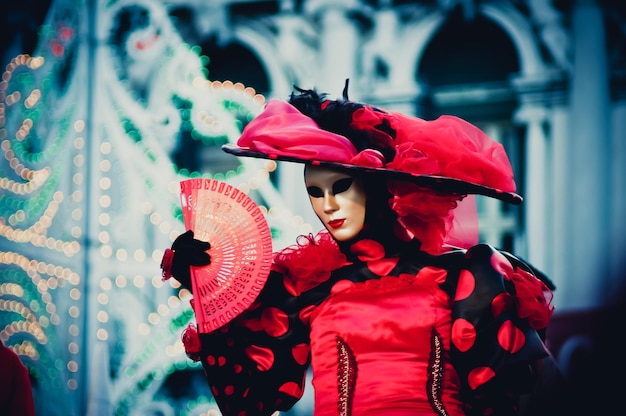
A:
[[304, 165, 366, 242]]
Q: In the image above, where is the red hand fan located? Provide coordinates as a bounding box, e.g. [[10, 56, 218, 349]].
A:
[[180, 178, 273, 333]]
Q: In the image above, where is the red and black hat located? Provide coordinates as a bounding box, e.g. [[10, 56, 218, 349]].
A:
[[222, 85, 521, 204]]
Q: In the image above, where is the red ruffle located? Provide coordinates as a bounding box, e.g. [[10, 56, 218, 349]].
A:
[[389, 113, 517, 193], [349, 106, 397, 153], [387, 181, 462, 254], [160, 248, 174, 281], [507, 268, 554, 330], [181, 323, 202, 362], [273, 231, 350, 296]]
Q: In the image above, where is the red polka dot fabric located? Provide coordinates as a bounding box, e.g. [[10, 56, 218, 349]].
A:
[[181, 236, 553, 416]]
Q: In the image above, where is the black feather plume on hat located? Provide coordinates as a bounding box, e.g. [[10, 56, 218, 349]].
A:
[[288, 80, 397, 163]]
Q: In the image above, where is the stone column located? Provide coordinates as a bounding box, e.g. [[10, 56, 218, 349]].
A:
[[515, 105, 550, 274], [609, 102, 626, 290], [549, 104, 569, 309], [565, 0, 610, 309], [305, 0, 361, 96]]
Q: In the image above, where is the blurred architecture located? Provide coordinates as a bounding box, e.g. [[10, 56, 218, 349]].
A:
[[0, 0, 624, 414]]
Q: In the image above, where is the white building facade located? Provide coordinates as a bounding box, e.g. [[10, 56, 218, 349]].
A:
[[0, 0, 624, 414]]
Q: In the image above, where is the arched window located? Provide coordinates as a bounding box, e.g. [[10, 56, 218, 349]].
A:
[[417, 9, 524, 252]]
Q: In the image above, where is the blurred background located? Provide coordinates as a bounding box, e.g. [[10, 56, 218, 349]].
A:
[[0, 0, 624, 415]]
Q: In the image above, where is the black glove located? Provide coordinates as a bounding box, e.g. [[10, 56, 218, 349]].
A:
[[161, 230, 211, 290]]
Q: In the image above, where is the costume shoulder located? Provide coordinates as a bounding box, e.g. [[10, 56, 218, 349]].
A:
[[450, 244, 554, 398], [454, 244, 554, 335], [272, 231, 350, 296], [499, 250, 556, 290]]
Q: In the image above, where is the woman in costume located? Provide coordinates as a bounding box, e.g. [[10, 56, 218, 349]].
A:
[[162, 85, 556, 416]]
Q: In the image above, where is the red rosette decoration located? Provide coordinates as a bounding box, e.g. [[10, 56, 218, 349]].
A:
[[160, 248, 174, 281], [507, 268, 555, 330], [181, 323, 202, 362], [387, 181, 462, 254], [349, 106, 398, 157], [273, 231, 350, 296]]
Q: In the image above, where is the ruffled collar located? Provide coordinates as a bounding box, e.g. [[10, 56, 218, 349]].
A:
[[272, 231, 350, 296]]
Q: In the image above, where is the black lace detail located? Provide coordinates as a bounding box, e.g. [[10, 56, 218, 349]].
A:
[[336, 336, 357, 416], [428, 329, 449, 416]]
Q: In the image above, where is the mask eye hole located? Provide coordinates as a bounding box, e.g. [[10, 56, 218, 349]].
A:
[[332, 178, 353, 195], [307, 186, 323, 198]]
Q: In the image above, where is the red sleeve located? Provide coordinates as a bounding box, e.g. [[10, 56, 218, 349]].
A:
[[189, 270, 312, 415], [449, 244, 554, 415]]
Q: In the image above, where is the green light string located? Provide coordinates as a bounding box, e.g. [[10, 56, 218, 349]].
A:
[[0, 167, 61, 221]]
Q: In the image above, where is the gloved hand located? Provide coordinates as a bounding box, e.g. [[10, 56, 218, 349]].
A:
[[161, 230, 211, 290]]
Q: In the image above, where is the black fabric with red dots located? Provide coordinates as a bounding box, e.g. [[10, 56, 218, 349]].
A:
[[191, 241, 551, 416]]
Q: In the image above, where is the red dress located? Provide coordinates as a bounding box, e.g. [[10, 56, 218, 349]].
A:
[[310, 272, 464, 415], [186, 231, 553, 416]]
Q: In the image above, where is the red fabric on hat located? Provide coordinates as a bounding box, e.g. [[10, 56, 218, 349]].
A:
[[238, 100, 517, 195], [238, 100, 358, 162], [388, 113, 516, 193]]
